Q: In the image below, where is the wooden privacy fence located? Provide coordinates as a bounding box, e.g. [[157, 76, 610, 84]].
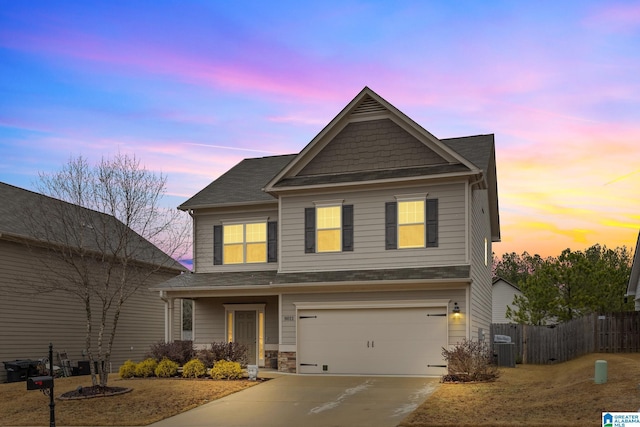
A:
[[490, 312, 640, 364]]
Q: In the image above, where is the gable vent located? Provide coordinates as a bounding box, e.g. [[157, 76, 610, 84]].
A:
[[352, 95, 388, 116]]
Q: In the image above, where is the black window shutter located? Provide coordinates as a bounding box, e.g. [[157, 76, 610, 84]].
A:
[[342, 205, 354, 252], [426, 198, 439, 247], [304, 208, 315, 253], [385, 202, 397, 250], [213, 225, 223, 265], [267, 221, 278, 262]]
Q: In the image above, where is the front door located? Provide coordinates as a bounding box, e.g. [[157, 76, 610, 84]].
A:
[[234, 311, 257, 365]]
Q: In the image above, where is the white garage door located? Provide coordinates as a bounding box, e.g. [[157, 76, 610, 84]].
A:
[[297, 307, 448, 375]]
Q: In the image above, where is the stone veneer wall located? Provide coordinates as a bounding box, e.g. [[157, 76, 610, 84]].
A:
[[278, 351, 296, 373]]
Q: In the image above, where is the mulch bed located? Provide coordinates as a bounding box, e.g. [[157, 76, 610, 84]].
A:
[[59, 385, 132, 400]]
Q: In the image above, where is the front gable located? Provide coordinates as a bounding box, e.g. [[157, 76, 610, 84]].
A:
[[265, 87, 480, 192], [297, 118, 449, 176]]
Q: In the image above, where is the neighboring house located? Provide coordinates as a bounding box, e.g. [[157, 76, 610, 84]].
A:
[[626, 231, 640, 310], [0, 182, 185, 382], [492, 277, 522, 323], [154, 87, 501, 375]]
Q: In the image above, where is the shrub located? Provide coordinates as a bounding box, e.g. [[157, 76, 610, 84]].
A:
[[182, 358, 207, 378], [210, 342, 249, 367], [135, 358, 158, 378], [441, 339, 499, 382], [155, 358, 179, 378], [195, 349, 217, 368], [210, 360, 243, 380], [119, 360, 137, 379], [147, 340, 194, 365]]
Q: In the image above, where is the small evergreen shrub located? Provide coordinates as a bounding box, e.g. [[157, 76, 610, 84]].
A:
[[119, 360, 137, 379], [210, 360, 243, 380], [210, 342, 249, 367], [135, 358, 158, 378], [147, 340, 194, 365], [155, 358, 179, 378], [182, 358, 207, 378], [441, 339, 499, 382]]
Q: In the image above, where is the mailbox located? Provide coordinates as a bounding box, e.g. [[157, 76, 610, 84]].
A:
[[27, 376, 53, 390]]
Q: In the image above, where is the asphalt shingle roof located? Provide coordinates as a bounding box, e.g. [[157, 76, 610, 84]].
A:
[[152, 265, 470, 290], [178, 154, 296, 210], [178, 135, 495, 207], [441, 134, 494, 175], [0, 182, 185, 271], [273, 163, 470, 187]]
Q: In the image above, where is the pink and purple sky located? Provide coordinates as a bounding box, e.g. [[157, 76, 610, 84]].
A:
[[1, 1, 639, 259]]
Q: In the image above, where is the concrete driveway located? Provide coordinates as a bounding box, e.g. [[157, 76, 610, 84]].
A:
[[150, 375, 439, 427]]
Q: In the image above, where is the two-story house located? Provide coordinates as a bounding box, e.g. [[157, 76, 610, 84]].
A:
[[155, 87, 500, 375]]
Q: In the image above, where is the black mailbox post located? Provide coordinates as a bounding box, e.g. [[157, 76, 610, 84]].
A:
[[27, 343, 55, 427], [27, 376, 54, 390]]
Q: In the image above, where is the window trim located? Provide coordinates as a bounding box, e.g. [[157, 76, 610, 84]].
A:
[[386, 195, 438, 250], [215, 219, 277, 265], [397, 198, 426, 249], [305, 201, 354, 253], [315, 204, 342, 253]]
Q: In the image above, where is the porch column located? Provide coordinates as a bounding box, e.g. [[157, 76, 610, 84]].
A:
[[164, 296, 175, 342]]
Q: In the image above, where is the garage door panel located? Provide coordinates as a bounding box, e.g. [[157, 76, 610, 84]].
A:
[[297, 307, 448, 375]]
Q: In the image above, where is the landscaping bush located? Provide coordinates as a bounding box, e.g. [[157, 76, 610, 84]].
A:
[[441, 339, 499, 382], [119, 360, 137, 379], [147, 340, 195, 365], [182, 358, 207, 378], [210, 342, 249, 367], [135, 358, 158, 378], [195, 349, 216, 368], [155, 358, 179, 378], [210, 360, 243, 380]]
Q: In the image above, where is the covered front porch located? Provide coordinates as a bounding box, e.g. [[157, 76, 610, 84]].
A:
[[162, 293, 279, 368]]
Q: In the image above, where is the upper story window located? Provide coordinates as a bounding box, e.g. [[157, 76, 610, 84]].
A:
[[214, 221, 277, 265], [317, 206, 341, 252], [305, 203, 353, 253], [398, 200, 425, 248], [386, 197, 438, 250], [223, 223, 266, 264]]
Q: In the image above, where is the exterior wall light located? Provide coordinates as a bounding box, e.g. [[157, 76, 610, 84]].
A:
[[452, 302, 461, 315]]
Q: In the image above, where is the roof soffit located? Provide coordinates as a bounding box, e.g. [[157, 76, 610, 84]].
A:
[[264, 87, 480, 192]]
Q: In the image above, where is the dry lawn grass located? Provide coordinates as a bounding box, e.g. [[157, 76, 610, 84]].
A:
[[0, 376, 258, 426], [400, 352, 640, 427]]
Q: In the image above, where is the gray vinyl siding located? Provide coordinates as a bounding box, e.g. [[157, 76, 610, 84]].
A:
[[193, 295, 279, 347], [492, 281, 522, 323], [281, 289, 467, 347], [469, 189, 493, 341], [193, 207, 278, 273], [279, 182, 467, 272], [0, 240, 176, 383]]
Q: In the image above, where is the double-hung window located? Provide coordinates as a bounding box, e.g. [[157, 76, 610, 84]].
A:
[[386, 197, 438, 249], [214, 221, 277, 265], [316, 206, 341, 252], [305, 203, 354, 253], [398, 200, 425, 248], [223, 223, 266, 264]]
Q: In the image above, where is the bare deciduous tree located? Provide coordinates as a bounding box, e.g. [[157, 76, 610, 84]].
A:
[[25, 154, 189, 388]]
